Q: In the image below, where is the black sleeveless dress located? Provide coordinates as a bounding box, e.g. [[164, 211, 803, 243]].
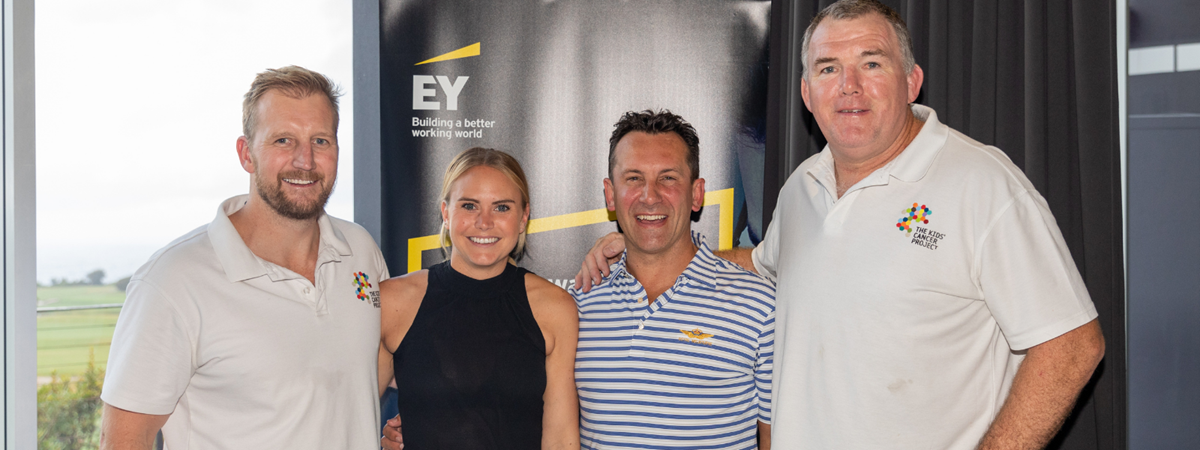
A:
[[393, 261, 547, 449]]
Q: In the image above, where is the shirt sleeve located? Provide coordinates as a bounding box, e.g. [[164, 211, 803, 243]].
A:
[[100, 278, 198, 415], [376, 244, 391, 281], [976, 190, 1098, 350], [752, 205, 781, 281], [755, 307, 776, 424]]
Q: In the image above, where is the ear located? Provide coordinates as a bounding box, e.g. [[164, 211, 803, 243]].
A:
[[691, 178, 706, 212], [603, 178, 617, 212], [800, 77, 813, 112], [440, 200, 450, 225], [520, 202, 530, 231], [907, 64, 924, 103], [236, 136, 255, 174]]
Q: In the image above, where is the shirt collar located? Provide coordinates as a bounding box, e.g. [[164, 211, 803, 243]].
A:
[[886, 104, 949, 183], [805, 104, 949, 189], [608, 230, 717, 290], [208, 194, 352, 283]]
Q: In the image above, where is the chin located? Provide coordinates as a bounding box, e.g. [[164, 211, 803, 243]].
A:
[[467, 253, 507, 268]]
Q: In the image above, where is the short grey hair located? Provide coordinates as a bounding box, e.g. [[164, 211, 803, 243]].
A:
[[800, 0, 915, 80]]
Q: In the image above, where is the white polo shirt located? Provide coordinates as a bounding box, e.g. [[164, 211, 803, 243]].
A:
[[102, 195, 389, 450], [752, 105, 1098, 449]]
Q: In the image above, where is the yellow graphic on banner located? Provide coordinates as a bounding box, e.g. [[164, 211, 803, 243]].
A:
[[415, 42, 481, 65], [408, 188, 736, 273]]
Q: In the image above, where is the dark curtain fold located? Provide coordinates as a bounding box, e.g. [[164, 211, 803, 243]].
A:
[[764, 1, 1126, 449]]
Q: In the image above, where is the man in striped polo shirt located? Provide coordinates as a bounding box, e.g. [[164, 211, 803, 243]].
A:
[[571, 110, 776, 449]]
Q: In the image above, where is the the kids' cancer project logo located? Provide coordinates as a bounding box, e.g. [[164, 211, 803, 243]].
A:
[[353, 272, 381, 308], [896, 202, 945, 250], [897, 203, 931, 236]]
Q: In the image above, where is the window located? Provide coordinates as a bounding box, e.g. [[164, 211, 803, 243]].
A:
[[31, 0, 353, 446]]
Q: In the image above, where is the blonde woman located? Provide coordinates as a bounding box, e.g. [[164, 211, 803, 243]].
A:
[[378, 147, 579, 449]]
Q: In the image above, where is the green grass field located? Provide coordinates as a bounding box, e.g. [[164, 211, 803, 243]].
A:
[[37, 285, 125, 378]]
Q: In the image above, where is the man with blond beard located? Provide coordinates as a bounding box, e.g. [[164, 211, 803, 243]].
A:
[[100, 66, 388, 450]]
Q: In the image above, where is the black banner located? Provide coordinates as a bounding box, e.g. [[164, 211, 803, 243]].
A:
[[378, 0, 770, 287]]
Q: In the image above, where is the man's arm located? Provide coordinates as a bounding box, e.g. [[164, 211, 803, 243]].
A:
[[976, 319, 1105, 450], [574, 233, 762, 291], [758, 421, 772, 450], [99, 403, 169, 450]]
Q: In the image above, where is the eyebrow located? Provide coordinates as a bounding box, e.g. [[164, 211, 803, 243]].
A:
[[457, 197, 516, 204], [813, 49, 887, 67], [621, 168, 682, 176]]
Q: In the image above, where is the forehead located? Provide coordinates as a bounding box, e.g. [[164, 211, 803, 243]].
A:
[[254, 90, 334, 130], [451, 165, 521, 198], [613, 131, 690, 171], [809, 14, 898, 60]]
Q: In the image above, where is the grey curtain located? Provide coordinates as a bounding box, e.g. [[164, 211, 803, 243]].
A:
[[763, 1, 1125, 449]]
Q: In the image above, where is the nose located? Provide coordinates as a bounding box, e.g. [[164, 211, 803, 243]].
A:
[[840, 67, 861, 96], [292, 141, 315, 171], [475, 209, 494, 231], [640, 179, 662, 204]]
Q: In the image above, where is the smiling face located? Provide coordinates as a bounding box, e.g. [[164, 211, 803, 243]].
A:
[[604, 131, 705, 261], [441, 165, 530, 279], [236, 90, 338, 221], [801, 13, 923, 165]]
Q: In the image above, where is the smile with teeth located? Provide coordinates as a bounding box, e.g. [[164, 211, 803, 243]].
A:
[[468, 236, 500, 244], [636, 214, 667, 221], [283, 178, 317, 185], [839, 109, 867, 113]]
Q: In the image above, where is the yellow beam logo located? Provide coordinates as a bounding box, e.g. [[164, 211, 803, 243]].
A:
[[407, 188, 736, 273], [415, 42, 481, 65]]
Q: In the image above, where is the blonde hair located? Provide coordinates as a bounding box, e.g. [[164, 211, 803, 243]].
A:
[[438, 147, 532, 262], [242, 65, 342, 140]]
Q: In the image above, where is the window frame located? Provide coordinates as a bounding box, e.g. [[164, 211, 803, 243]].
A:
[[3, 0, 36, 446]]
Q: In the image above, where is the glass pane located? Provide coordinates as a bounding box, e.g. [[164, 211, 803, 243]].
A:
[[35, 0, 353, 446]]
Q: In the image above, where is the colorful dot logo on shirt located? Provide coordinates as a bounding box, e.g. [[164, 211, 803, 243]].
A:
[[352, 272, 371, 301], [896, 203, 932, 236]]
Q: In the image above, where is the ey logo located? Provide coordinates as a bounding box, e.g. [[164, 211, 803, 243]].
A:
[[412, 42, 479, 111]]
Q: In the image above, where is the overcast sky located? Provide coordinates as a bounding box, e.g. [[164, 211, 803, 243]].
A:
[[36, 0, 355, 284]]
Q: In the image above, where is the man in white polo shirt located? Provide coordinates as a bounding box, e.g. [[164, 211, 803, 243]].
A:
[[577, 1, 1106, 448], [100, 66, 388, 449]]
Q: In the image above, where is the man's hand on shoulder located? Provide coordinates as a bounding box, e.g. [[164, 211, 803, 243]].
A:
[[713, 247, 759, 276], [573, 232, 626, 292]]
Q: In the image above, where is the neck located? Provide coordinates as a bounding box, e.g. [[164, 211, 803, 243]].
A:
[[228, 196, 323, 283], [624, 240, 698, 304], [832, 110, 925, 198]]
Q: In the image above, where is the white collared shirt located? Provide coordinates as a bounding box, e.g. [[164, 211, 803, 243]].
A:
[[753, 105, 1098, 449], [102, 195, 389, 450]]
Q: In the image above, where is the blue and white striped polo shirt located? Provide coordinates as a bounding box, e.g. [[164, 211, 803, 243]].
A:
[[571, 233, 776, 450]]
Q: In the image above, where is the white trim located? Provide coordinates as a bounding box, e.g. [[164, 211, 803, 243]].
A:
[[1128, 45, 1174, 76], [1176, 42, 1200, 73], [3, 0, 36, 446]]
